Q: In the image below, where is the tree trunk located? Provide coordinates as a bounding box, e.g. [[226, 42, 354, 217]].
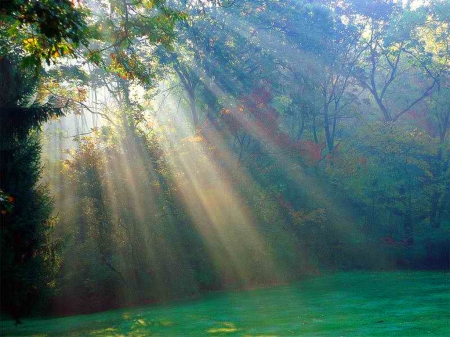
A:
[[430, 146, 444, 229], [404, 196, 414, 245], [188, 90, 199, 128], [323, 103, 334, 152], [189, 94, 198, 128]]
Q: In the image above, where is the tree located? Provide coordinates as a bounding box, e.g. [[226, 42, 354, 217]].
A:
[[0, 0, 91, 323], [352, 2, 446, 122], [422, 83, 450, 229], [0, 57, 61, 324], [0, 0, 89, 66]]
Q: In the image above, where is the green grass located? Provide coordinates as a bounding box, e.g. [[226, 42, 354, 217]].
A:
[[1, 272, 449, 336]]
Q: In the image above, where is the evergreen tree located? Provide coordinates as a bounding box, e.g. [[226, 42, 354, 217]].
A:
[[0, 57, 61, 324]]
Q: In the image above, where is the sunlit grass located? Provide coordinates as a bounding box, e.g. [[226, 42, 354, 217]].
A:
[[1, 272, 449, 336]]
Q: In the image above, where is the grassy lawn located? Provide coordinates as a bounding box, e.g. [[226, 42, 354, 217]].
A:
[[1, 271, 449, 336]]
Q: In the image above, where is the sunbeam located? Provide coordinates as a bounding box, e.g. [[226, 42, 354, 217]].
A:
[[1, 0, 448, 334]]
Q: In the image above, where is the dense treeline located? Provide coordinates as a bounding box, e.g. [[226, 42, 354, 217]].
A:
[[1, 0, 449, 320]]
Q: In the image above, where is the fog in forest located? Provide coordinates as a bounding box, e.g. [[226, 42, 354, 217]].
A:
[[1, 0, 449, 335]]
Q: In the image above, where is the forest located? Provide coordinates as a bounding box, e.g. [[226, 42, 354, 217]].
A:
[[0, 0, 449, 336]]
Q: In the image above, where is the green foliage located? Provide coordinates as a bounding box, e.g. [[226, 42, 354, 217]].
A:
[[0, 133, 58, 320], [0, 57, 64, 140], [0, 0, 90, 66], [0, 55, 60, 321], [52, 127, 220, 312]]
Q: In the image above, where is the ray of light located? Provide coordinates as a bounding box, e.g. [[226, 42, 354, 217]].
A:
[[155, 98, 288, 287]]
